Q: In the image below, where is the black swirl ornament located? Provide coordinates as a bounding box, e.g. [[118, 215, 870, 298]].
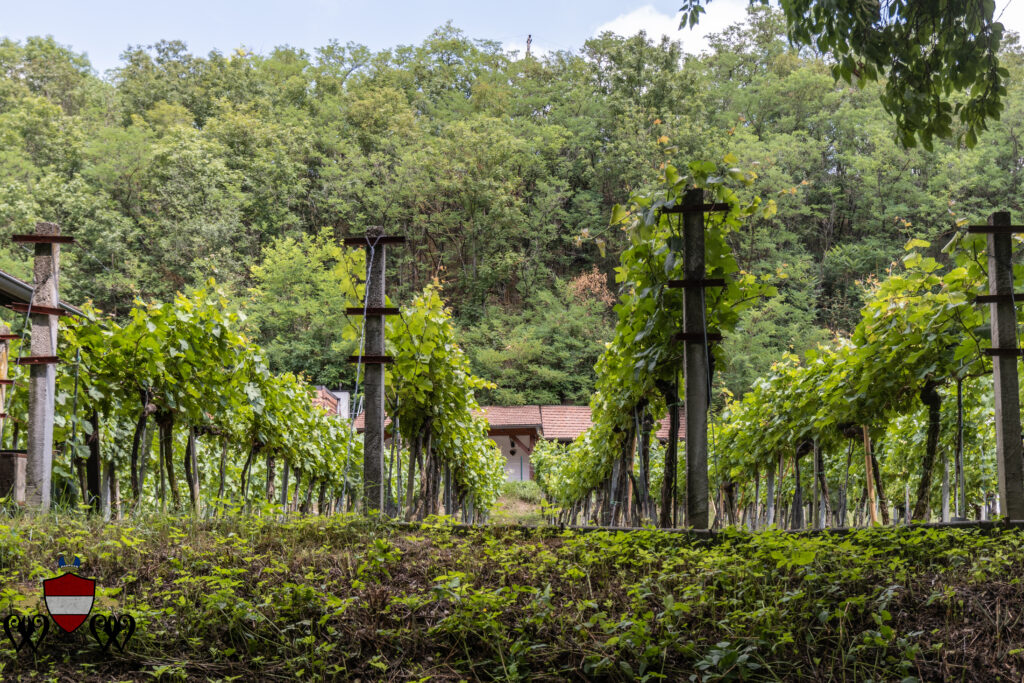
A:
[[2, 613, 49, 653], [88, 613, 136, 653]]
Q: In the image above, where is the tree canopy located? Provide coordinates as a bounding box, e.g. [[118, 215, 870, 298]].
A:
[[0, 9, 1021, 404], [680, 0, 1010, 148]]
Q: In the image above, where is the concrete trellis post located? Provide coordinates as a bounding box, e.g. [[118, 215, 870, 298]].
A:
[[345, 229, 404, 515], [19, 221, 65, 510], [969, 211, 1024, 521], [664, 189, 728, 530]]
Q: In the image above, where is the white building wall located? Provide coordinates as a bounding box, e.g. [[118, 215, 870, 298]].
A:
[[488, 434, 534, 482]]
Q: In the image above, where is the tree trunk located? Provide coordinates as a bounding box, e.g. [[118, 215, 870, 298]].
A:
[[427, 434, 439, 518], [862, 427, 878, 525], [184, 426, 201, 513], [240, 441, 260, 501], [112, 466, 121, 520], [608, 444, 622, 526], [292, 469, 303, 512], [913, 382, 942, 521], [812, 442, 820, 529], [941, 446, 950, 523], [724, 481, 737, 526], [405, 431, 421, 521], [129, 396, 151, 504], [775, 454, 785, 526], [86, 410, 101, 513], [766, 460, 776, 527], [872, 446, 890, 524], [157, 411, 180, 510], [792, 455, 804, 530], [265, 452, 276, 503], [138, 420, 151, 501], [815, 441, 831, 527], [218, 440, 228, 502], [656, 380, 680, 528], [428, 443, 442, 517], [76, 455, 88, 507], [613, 425, 634, 527], [956, 377, 966, 519], [855, 486, 868, 527], [301, 477, 314, 514], [599, 476, 613, 526], [905, 483, 912, 524], [752, 468, 760, 530], [318, 480, 329, 515], [101, 458, 113, 521], [638, 408, 653, 520], [841, 439, 853, 526], [280, 461, 290, 508], [395, 435, 403, 517]]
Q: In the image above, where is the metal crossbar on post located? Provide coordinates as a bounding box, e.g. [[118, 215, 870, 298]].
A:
[[344, 229, 404, 514]]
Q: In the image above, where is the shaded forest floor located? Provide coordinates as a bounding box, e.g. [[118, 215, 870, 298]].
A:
[[1, 514, 1024, 681]]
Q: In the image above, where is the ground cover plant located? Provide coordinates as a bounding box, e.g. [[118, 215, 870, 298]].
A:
[[2, 514, 1024, 681]]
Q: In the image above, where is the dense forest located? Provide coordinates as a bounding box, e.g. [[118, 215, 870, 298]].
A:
[[0, 7, 1022, 404]]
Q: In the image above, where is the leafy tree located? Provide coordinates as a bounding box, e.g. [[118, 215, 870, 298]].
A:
[[247, 230, 363, 387], [460, 277, 614, 405], [680, 0, 1010, 148]]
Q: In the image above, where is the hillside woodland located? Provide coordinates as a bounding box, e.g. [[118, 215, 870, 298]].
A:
[[0, 8, 1020, 404]]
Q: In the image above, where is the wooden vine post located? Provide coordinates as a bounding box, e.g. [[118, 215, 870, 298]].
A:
[[666, 189, 727, 529], [968, 211, 1024, 521], [345, 228, 403, 514], [12, 222, 73, 510], [862, 426, 878, 524]]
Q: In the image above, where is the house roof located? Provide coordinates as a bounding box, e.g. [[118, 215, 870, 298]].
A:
[[540, 405, 592, 441], [351, 403, 686, 442], [0, 268, 83, 317], [313, 386, 340, 414], [474, 405, 542, 428]]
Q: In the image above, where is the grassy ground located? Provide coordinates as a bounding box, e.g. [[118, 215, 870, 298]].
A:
[[489, 480, 546, 526], [1, 513, 1024, 681]]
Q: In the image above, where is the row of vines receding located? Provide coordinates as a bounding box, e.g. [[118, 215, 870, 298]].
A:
[[0, 263, 504, 521], [533, 154, 1012, 531]]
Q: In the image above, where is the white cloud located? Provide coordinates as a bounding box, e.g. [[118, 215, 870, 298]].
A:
[[593, 1, 751, 55], [594, 5, 681, 40]]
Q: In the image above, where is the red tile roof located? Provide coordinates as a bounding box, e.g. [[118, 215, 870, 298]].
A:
[[540, 405, 592, 441], [473, 405, 542, 428], [350, 404, 685, 441], [312, 386, 340, 414]]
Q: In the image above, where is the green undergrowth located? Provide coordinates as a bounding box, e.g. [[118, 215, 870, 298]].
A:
[[1, 514, 1023, 681]]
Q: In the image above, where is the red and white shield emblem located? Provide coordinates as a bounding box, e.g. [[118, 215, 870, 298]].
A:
[[43, 572, 95, 633]]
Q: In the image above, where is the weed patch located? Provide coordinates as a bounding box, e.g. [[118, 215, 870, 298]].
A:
[[0, 516, 1021, 680]]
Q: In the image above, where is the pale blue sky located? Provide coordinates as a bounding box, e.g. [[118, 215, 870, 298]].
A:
[[1, 0, 1022, 75]]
